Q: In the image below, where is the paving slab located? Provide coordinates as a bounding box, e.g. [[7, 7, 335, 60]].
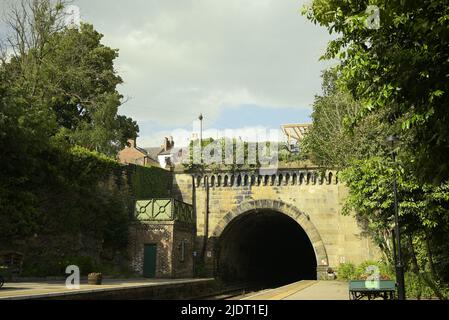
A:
[[243, 281, 317, 300], [243, 281, 349, 300], [284, 281, 349, 300]]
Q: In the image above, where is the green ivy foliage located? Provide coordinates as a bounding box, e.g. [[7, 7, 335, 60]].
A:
[[127, 164, 172, 200], [0, 1, 144, 276]]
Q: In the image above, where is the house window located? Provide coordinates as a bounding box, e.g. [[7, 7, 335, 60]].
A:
[[165, 157, 172, 166]]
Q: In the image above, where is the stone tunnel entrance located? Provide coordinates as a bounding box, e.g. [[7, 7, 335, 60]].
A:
[[216, 209, 317, 286]]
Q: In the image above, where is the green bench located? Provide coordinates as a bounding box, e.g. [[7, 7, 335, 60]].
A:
[[0, 251, 24, 289], [349, 280, 396, 300]]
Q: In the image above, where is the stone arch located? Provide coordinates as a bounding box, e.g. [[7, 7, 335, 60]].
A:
[[212, 199, 329, 268], [224, 175, 229, 187], [250, 175, 256, 186], [264, 175, 269, 186], [236, 174, 242, 186], [319, 172, 325, 185], [285, 173, 290, 186], [328, 172, 333, 185], [244, 174, 249, 186]]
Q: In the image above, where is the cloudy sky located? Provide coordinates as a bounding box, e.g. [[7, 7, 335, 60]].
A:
[[2, 0, 335, 147]]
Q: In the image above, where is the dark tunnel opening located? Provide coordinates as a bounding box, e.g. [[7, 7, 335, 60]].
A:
[[216, 209, 317, 287]]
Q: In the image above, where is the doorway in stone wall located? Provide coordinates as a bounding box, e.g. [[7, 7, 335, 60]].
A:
[[143, 244, 157, 278]]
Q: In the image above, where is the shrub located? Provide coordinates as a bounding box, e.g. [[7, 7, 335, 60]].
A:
[[405, 272, 442, 300], [337, 263, 356, 280], [356, 261, 394, 280], [61, 256, 97, 276], [337, 261, 395, 281]]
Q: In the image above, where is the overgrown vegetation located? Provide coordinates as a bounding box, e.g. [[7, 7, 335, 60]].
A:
[[127, 164, 173, 199], [302, 0, 449, 299], [337, 261, 447, 300], [0, 0, 166, 277], [337, 261, 394, 282], [181, 138, 308, 173]]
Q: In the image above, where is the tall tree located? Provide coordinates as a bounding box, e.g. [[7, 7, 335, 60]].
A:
[[2, 0, 138, 155], [303, 0, 449, 183], [0, 1, 137, 270], [303, 69, 392, 168]]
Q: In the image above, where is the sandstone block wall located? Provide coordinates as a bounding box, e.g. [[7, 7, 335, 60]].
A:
[[172, 170, 380, 276]]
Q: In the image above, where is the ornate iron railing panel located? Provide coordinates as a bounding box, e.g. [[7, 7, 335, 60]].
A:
[[135, 199, 194, 224]]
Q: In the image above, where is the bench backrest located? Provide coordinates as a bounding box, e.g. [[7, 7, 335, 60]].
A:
[[0, 252, 24, 275], [349, 280, 396, 291]]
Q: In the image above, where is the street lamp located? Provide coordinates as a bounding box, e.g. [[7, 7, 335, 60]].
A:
[[198, 114, 210, 265], [387, 135, 406, 300], [199, 114, 203, 164]]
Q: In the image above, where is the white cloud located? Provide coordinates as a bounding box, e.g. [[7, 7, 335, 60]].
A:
[[1, 0, 333, 145], [74, 0, 333, 128]]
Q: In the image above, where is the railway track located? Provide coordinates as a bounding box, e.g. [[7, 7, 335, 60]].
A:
[[198, 282, 282, 300]]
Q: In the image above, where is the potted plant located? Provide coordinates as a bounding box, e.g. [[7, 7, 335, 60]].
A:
[[327, 267, 336, 280], [88, 273, 103, 285]]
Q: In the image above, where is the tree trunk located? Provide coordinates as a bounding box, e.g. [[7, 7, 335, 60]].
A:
[[425, 231, 438, 280], [411, 234, 446, 300], [407, 235, 422, 300]]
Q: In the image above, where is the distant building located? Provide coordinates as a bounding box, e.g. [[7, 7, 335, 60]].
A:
[[117, 138, 160, 167], [144, 136, 179, 169], [281, 123, 311, 153], [118, 136, 184, 169]]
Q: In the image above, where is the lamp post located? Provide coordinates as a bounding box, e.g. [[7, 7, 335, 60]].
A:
[[198, 114, 210, 265], [387, 135, 406, 300], [199, 114, 203, 163]]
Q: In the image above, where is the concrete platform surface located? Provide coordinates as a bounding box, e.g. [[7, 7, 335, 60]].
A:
[[243, 281, 349, 300], [0, 278, 214, 300], [284, 281, 349, 300]]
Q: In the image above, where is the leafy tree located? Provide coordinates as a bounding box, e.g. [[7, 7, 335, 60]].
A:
[[342, 156, 449, 298], [303, 0, 449, 183], [0, 0, 139, 275], [2, 0, 138, 155], [303, 69, 391, 168], [302, 1, 449, 298], [0, 57, 56, 242]]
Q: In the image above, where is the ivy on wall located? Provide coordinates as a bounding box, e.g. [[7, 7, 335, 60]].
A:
[[1, 145, 174, 277], [126, 164, 172, 200]]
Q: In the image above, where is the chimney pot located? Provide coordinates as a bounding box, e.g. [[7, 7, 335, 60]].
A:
[[127, 138, 136, 148]]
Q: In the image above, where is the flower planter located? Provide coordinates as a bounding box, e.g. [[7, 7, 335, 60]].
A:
[[88, 273, 102, 285], [326, 267, 336, 280]]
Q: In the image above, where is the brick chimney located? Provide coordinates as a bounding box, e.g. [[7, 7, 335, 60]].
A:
[[162, 137, 175, 152], [127, 138, 136, 148], [162, 137, 169, 151]]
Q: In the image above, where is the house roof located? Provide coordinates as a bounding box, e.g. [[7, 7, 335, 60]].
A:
[[144, 147, 164, 160], [159, 149, 175, 156], [135, 146, 149, 156]]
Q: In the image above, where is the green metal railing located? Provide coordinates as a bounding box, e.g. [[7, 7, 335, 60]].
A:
[[135, 199, 194, 224]]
